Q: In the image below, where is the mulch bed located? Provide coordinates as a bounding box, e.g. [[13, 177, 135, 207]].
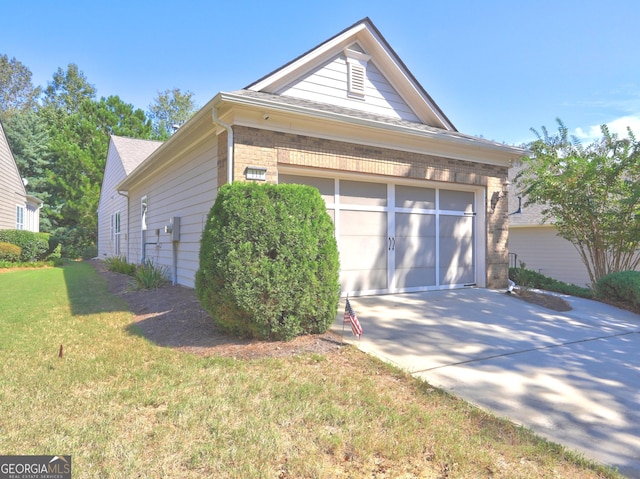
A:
[[88, 260, 345, 359], [509, 289, 572, 312]]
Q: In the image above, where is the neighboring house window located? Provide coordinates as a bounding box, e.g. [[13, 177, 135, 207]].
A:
[[16, 205, 24, 230]]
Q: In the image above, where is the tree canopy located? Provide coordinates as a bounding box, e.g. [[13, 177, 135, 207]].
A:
[[0, 54, 41, 118], [0, 54, 191, 257], [516, 119, 640, 285], [148, 88, 198, 139]]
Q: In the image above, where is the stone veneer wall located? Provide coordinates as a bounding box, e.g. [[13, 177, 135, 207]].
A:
[[228, 125, 509, 288]]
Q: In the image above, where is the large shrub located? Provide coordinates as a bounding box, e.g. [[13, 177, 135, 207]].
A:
[[196, 182, 340, 341], [0, 242, 21, 262], [0, 230, 49, 262], [596, 271, 640, 311]]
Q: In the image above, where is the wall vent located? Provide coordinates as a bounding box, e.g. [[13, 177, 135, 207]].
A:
[[344, 47, 370, 99]]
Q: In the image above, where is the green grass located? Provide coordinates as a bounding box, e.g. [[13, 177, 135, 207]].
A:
[[0, 262, 624, 478]]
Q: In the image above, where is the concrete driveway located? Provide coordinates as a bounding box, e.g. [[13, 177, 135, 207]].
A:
[[331, 289, 640, 478]]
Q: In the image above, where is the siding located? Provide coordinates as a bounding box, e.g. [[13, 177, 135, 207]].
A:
[[0, 121, 27, 230], [509, 226, 591, 287], [278, 53, 421, 122], [97, 146, 128, 258], [126, 137, 218, 287], [98, 136, 163, 259]]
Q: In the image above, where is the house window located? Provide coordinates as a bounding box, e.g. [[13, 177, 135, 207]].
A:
[[141, 196, 148, 231], [16, 205, 24, 230]]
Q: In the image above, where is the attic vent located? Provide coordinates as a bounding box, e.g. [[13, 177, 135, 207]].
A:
[[349, 62, 366, 96], [344, 48, 370, 99]]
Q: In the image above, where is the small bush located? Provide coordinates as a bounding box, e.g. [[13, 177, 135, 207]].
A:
[[104, 256, 137, 276], [196, 182, 340, 341], [50, 226, 95, 259], [596, 271, 640, 311], [0, 229, 48, 262], [509, 265, 593, 299], [0, 242, 21, 262], [46, 244, 62, 261], [135, 259, 169, 289]]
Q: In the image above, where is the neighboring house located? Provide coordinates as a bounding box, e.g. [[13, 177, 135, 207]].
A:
[[100, 18, 525, 295], [0, 119, 42, 232], [97, 135, 163, 258], [508, 159, 592, 287]]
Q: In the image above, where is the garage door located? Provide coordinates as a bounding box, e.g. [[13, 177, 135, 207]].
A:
[[280, 174, 476, 296]]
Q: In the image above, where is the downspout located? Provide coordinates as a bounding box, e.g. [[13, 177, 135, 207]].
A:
[[117, 190, 129, 259], [211, 106, 234, 184]]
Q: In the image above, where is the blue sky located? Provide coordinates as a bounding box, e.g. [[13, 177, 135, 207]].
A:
[[2, 0, 639, 146]]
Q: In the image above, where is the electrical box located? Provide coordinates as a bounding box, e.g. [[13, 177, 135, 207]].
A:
[[164, 217, 180, 242]]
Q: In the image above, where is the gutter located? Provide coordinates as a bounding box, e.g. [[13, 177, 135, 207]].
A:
[[211, 105, 234, 184]]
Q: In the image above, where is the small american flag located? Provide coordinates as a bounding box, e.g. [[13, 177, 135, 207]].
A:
[[344, 298, 363, 338]]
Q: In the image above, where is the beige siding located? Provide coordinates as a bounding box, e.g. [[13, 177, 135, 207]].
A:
[[509, 226, 591, 287], [126, 138, 218, 287], [278, 53, 421, 122], [0, 122, 28, 230], [97, 144, 128, 258]]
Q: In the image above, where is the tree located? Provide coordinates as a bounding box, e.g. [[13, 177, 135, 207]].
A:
[[3, 111, 52, 229], [516, 119, 640, 286], [45, 94, 153, 255], [43, 63, 96, 115], [0, 54, 41, 119], [148, 88, 198, 139]]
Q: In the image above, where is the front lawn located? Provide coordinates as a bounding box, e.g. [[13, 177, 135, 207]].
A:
[[0, 262, 623, 478]]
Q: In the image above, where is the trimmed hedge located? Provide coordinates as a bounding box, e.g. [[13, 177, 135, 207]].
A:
[[0, 229, 49, 262], [596, 271, 640, 311], [0, 242, 21, 262], [196, 182, 340, 341], [508, 266, 593, 299]]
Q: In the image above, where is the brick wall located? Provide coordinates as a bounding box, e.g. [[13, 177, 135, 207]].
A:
[[230, 126, 509, 288]]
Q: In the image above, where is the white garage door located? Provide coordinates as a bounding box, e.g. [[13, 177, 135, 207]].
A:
[[280, 174, 477, 296]]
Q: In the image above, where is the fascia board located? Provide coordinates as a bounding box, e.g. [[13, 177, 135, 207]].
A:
[[354, 30, 454, 130], [248, 24, 368, 93], [117, 95, 221, 191]]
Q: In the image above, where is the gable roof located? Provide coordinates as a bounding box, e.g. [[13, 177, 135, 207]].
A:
[[110, 135, 163, 175], [119, 19, 527, 190], [247, 17, 455, 131]]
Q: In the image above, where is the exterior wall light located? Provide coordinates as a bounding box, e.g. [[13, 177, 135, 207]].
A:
[[244, 166, 267, 181], [490, 178, 511, 212]]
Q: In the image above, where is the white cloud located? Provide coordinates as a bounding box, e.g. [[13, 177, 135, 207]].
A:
[[574, 115, 640, 142]]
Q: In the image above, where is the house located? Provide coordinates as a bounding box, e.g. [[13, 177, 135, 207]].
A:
[[97, 135, 163, 258], [508, 159, 592, 287], [100, 18, 525, 295], [0, 119, 42, 232]]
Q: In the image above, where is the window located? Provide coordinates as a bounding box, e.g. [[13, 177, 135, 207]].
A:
[[141, 196, 148, 231], [16, 205, 24, 230]]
